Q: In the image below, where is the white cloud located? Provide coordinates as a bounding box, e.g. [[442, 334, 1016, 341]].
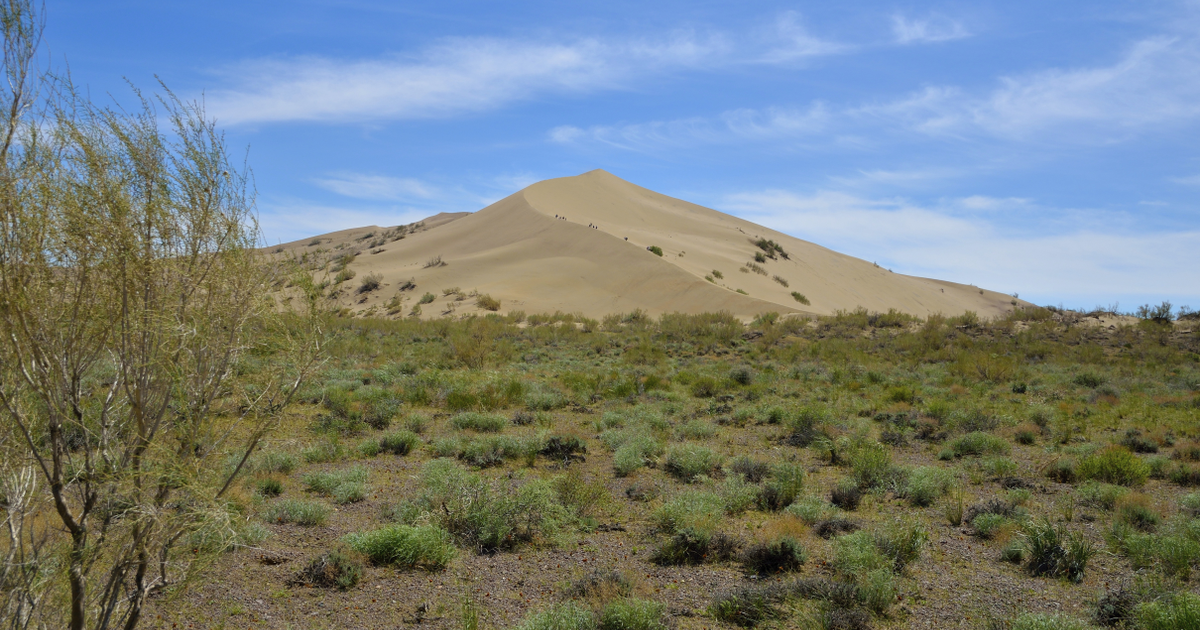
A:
[[891, 14, 970, 45], [760, 12, 850, 62], [548, 104, 829, 149], [314, 173, 437, 201], [720, 189, 1200, 302], [1170, 173, 1200, 185], [208, 32, 728, 125]]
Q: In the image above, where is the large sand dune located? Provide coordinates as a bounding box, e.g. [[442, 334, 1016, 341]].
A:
[[279, 170, 1019, 320]]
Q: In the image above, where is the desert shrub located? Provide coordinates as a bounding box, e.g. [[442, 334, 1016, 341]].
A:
[[664, 444, 722, 482], [791, 292, 810, 305], [783, 405, 829, 447], [1047, 457, 1078, 483], [772, 275, 789, 287], [1121, 429, 1159, 454], [689, 376, 721, 398], [302, 439, 345, 464], [948, 432, 1011, 457], [613, 435, 664, 477], [1169, 463, 1200, 486], [647, 246, 663, 257], [476, 294, 501, 311], [1116, 498, 1160, 532], [456, 435, 542, 468], [902, 466, 954, 507], [526, 388, 567, 411], [848, 442, 898, 491], [599, 599, 667, 630], [787, 496, 837, 525], [380, 430, 420, 455], [517, 602, 597, 630], [741, 537, 807, 576], [814, 518, 859, 539], [1078, 446, 1149, 487], [418, 292, 436, 304], [342, 524, 455, 570], [255, 478, 284, 497], [565, 570, 635, 601], [831, 478, 863, 511], [303, 465, 368, 497], [652, 528, 740, 565], [407, 459, 573, 552], [1147, 456, 1171, 479], [971, 514, 1010, 540], [1073, 372, 1106, 388], [262, 499, 330, 526], [289, 549, 364, 590], [873, 521, 929, 573], [675, 419, 717, 440], [1134, 592, 1200, 630], [250, 450, 298, 475], [758, 463, 806, 511], [708, 583, 787, 627], [451, 412, 508, 433], [731, 456, 770, 483], [553, 468, 609, 520], [334, 267, 356, 284], [358, 272, 382, 294], [717, 476, 760, 516], [333, 482, 366, 504], [1009, 613, 1096, 630], [1022, 519, 1093, 583], [1014, 426, 1038, 445], [357, 439, 381, 457], [1182, 492, 1200, 518], [653, 491, 724, 537], [728, 365, 755, 385]]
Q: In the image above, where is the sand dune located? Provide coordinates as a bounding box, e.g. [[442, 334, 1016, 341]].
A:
[[277, 170, 1020, 320]]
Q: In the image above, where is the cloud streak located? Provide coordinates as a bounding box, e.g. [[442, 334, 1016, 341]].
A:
[[891, 14, 970, 44], [721, 189, 1200, 303], [314, 173, 437, 201]]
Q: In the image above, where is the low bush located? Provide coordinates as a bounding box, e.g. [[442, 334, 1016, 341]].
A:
[[848, 442, 899, 491], [741, 537, 806, 576], [613, 435, 664, 477], [831, 478, 863, 511], [1134, 591, 1200, 630], [517, 602, 597, 630], [664, 444, 722, 482], [255, 478, 284, 497], [971, 513, 1010, 540], [250, 450, 298, 474], [342, 524, 456, 570], [730, 456, 770, 483], [303, 466, 368, 504], [1077, 446, 1149, 487], [476, 294, 501, 311], [262, 499, 330, 526], [1047, 457, 1078, 483], [791, 292, 810, 306], [652, 528, 740, 565], [599, 598, 667, 630], [675, 419, 717, 440], [288, 549, 364, 590], [1022, 519, 1093, 583], [302, 439, 345, 464], [758, 463, 805, 511], [948, 431, 1011, 457], [902, 466, 954, 507], [380, 430, 420, 455], [813, 518, 859, 539]]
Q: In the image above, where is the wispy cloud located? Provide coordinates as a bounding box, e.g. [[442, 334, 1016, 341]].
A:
[[314, 173, 437, 201], [208, 32, 729, 125], [721, 189, 1200, 302], [1169, 173, 1200, 185], [549, 104, 829, 149], [760, 11, 850, 62], [891, 14, 970, 45]]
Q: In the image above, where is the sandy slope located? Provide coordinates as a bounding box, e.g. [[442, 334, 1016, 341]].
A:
[[278, 170, 1020, 320]]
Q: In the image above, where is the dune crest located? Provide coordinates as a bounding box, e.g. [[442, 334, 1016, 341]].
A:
[[279, 170, 1019, 319]]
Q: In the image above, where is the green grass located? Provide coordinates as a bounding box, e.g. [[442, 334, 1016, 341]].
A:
[[342, 524, 456, 570], [450, 412, 508, 433], [948, 431, 1011, 457], [1077, 445, 1149, 486], [599, 599, 667, 630], [663, 444, 722, 482], [262, 499, 330, 526], [516, 602, 597, 630]]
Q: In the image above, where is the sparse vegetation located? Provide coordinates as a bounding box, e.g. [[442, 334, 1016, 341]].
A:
[[647, 245, 663, 256], [791, 291, 810, 305]]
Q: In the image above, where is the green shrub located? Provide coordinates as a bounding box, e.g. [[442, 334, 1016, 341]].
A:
[[262, 499, 330, 526], [418, 292, 435, 304], [450, 412, 508, 433], [717, 476, 760, 516], [948, 431, 1011, 457], [251, 450, 298, 474], [790, 292, 810, 306], [1117, 502, 1160, 532], [333, 482, 367, 504], [1047, 457, 1078, 483], [675, 419, 717, 440], [873, 521, 929, 573], [741, 537, 806, 576], [1021, 519, 1093, 583], [455, 435, 542, 468], [357, 439, 381, 457], [758, 462, 805, 511], [302, 439, 345, 464], [849, 442, 898, 491], [599, 598, 667, 630], [1182, 492, 1200, 517], [342, 524, 455, 570], [613, 436, 664, 477], [902, 466, 954, 507], [288, 549, 363, 590], [729, 366, 754, 385], [303, 465, 368, 496], [730, 456, 770, 483], [517, 602, 597, 630], [651, 528, 740, 566], [255, 478, 284, 497], [476, 294, 501, 311], [786, 496, 837, 524], [653, 491, 724, 537], [971, 513, 1009, 540], [1077, 445, 1149, 487], [689, 376, 720, 399], [1134, 592, 1200, 630], [856, 569, 898, 615], [647, 246, 663, 257], [664, 444, 722, 482], [380, 430, 420, 455]]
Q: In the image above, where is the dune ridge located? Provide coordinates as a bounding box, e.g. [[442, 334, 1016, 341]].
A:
[[279, 170, 1019, 320]]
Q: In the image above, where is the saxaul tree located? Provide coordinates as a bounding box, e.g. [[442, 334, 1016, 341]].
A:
[[0, 2, 323, 628]]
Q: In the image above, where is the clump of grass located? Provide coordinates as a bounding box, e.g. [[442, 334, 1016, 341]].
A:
[[902, 466, 955, 507], [1009, 613, 1097, 630], [664, 444, 722, 482], [675, 419, 717, 440], [948, 431, 1011, 457], [255, 477, 284, 497], [342, 524, 456, 570], [517, 602, 597, 630], [418, 292, 436, 304], [302, 439, 344, 464], [1076, 481, 1130, 510], [357, 272, 382, 294], [731, 456, 770, 483], [302, 465, 368, 504], [262, 499, 330, 526], [741, 537, 807, 576], [598, 598, 667, 630], [450, 412, 508, 433], [380, 430, 420, 455], [1021, 519, 1093, 583], [288, 549, 364, 590], [758, 462, 805, 511], [830, 478, 862, 511], [1078, 445, 1149, 487], [250, 450, 298, 475], [476, 294, 501, 311], [1134, 591, 1200, 630], [771, 275, 789, 287]]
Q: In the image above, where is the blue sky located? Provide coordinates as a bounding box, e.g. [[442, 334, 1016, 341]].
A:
[[49, 0, 1199, 310]]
